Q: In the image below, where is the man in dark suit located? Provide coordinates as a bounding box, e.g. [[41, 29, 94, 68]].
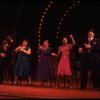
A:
[[0, 40, 9, 84], [79, 29, 100, 90], [6, 35, 16, 84], [85, 30, 100, 90]]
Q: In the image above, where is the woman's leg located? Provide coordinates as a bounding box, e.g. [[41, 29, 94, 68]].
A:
[[28, 76, 32, 86], [64, 75, 67, 88], [56, 74, 61, 87], [14, 76, 18, 85], [67, 75, 73, 88]]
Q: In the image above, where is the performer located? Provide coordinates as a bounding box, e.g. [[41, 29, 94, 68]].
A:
[[36, 40, 52, 86], [52, 34, 76, 88], [79, 29, 100, 90], [0, 40, 9, 84], [14, 39, 32, 86], [6, 35, 16, 84]]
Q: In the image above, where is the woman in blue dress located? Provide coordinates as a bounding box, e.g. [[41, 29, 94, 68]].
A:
[[36, 40, 52, 86], [14, 39, 32, 85]]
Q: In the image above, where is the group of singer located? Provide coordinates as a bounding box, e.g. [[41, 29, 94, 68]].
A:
[[0, 28, 100, 91]]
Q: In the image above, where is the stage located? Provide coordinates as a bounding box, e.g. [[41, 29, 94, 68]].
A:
[[0, 81, 100, 99]]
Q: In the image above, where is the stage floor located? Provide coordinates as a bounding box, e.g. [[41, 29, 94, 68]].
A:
[[0, 81, 100, 99]]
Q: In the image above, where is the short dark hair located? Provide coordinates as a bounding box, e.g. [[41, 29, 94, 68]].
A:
[[44, 40, 49, 43], [88, 28, 95, 33], [3, 40, 8, 45], [22, 38, 30, 46]]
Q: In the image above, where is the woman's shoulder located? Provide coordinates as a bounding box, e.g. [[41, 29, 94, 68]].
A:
[[58, 45, 63, 50], [26, 46, 31, 50], [48, 47, 52, 50]]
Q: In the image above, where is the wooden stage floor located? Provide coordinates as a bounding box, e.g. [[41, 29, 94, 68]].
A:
[[0, 81, 100, 99]]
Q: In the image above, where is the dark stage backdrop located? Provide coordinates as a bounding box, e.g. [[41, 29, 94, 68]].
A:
[[0, 0, 100, 78]]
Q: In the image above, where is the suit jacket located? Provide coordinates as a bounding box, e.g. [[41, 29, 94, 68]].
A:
[[79, 37, 100, 62], [89, 38, 100, 59]]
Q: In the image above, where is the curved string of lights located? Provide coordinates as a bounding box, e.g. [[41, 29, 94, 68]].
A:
[[37, 1, 53, 61], [37, 1, 53, 46], [56, 0, 80, 39]]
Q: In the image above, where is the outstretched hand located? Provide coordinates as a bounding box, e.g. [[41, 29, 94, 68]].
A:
[[51, 53, 57, 56]]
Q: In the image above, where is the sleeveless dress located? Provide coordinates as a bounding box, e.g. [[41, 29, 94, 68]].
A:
[[36, 47, 52, 81], [14, 46, 31, 77], [57, 44, 73, 75]]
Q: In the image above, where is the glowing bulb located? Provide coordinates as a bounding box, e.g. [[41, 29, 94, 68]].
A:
[[66, 10, 68, 13], [38, 39, 41, 42], [41, 19, 43, 22], [57, 32, 59, 34], [73, 3, 76, 6], [63, 14, 66, 16], [61, 18, 63, 21], [78, 1, 80, 3], [38, 31, 41, 34], [42, 15, 44, 18], [59, 22, 61, 25], [70, 6, 72, 9], [38, 59, 40, 62], [39, 27, 41, 30], [44, 11, 46, 14], [38, 55, 40, 58], [58, 27, 60, 29], [56, 36, 59, 39], [51, 1, 53, 4], [48, 4, 51, 7], [38, 35, 41, 38], [40, 23, 42, 26], [45, 8, 48, 11]]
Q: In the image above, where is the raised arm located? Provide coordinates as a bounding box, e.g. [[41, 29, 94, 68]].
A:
[[69, 34, 76, 45]]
